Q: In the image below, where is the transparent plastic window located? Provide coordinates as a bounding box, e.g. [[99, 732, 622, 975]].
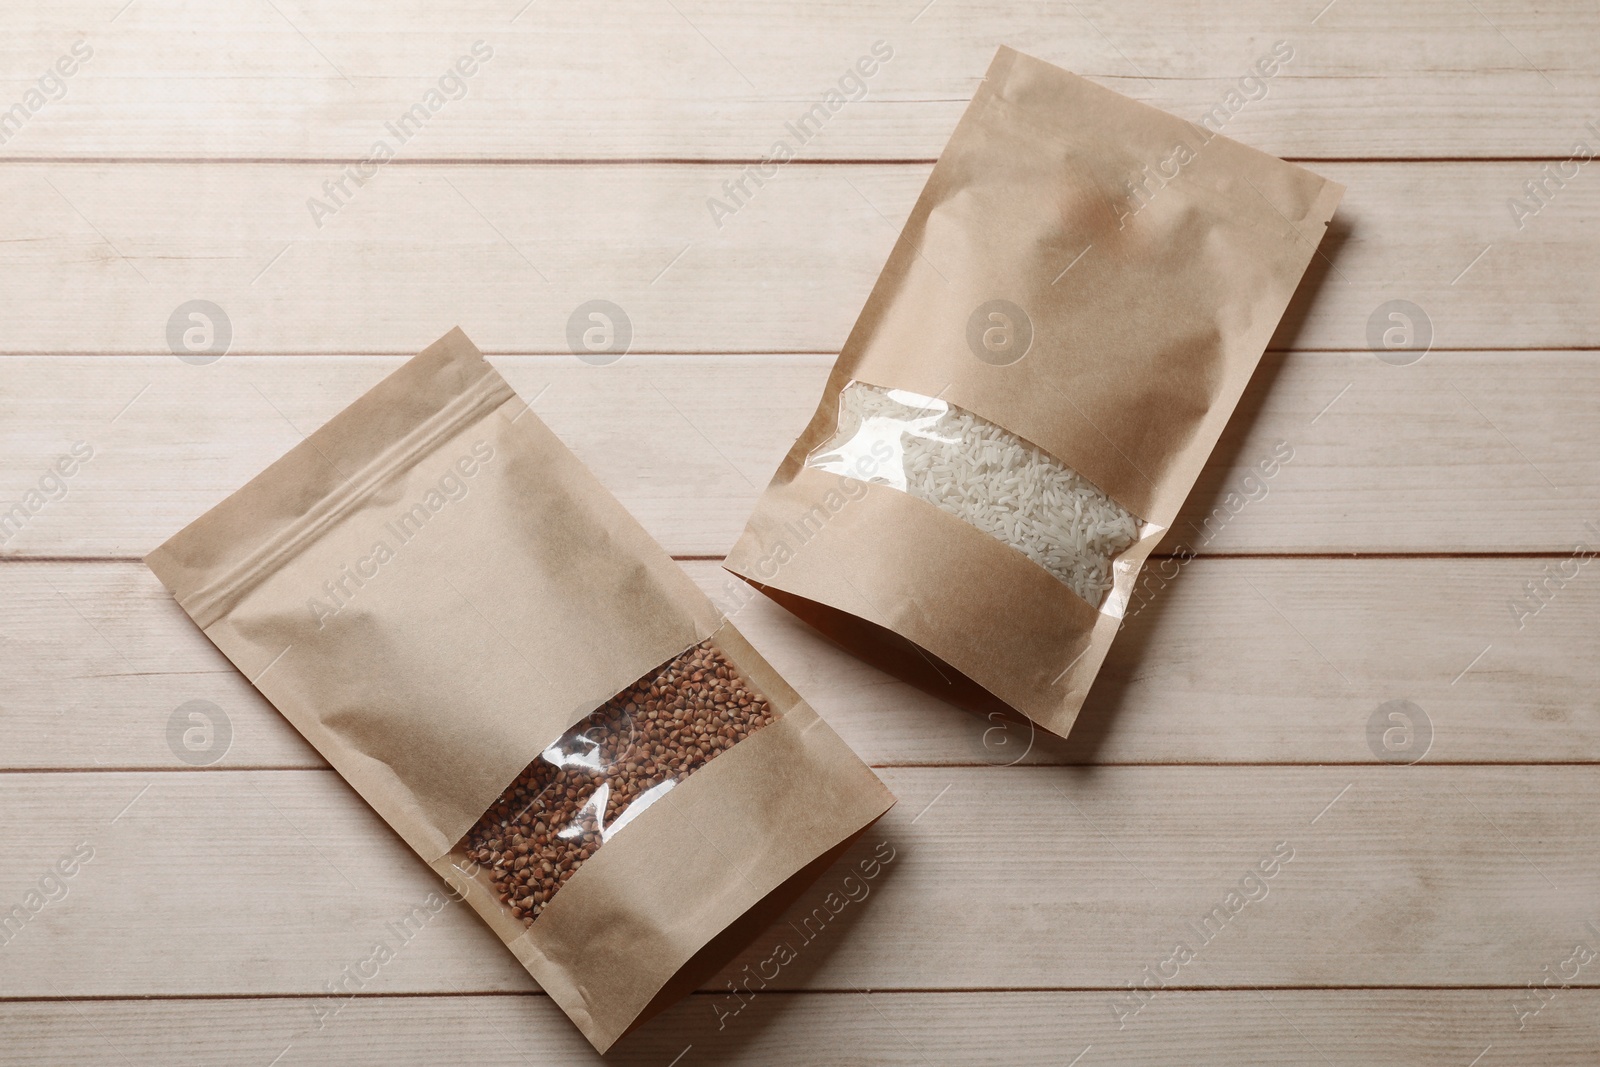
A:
[[806, 382, 1146, 609], [460, 639, 777, 925]]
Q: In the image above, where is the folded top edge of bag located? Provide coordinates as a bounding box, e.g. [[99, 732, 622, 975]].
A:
[[146, 327, 506, 627]]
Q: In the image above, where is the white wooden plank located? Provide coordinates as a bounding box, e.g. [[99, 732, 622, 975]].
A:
[[2, 991, 1595, 1066], [0, 162, 1594, 354], [0, 767, 1594, 996], [2, 558, 1595, 770], [1, 353, 1596, 557], [2, 1, 1596, 159], [0, 2, 1591, 1060]]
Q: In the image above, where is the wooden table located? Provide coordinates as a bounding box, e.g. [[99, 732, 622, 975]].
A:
[[3, 2, 1598, 1063]]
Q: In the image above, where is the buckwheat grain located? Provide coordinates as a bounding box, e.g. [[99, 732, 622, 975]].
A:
[[462, 640, 776, 925]]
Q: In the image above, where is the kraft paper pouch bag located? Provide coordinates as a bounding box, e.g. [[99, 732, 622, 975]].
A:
[[146, 328, 895, 1052], [725, 46, 1344, 739]]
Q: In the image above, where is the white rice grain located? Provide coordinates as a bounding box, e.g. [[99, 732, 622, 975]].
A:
[[807, 383, 1141, 606]]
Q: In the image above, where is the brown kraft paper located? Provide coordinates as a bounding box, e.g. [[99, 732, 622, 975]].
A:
[[725, 46, 1344, 738], [146, 328, 895, 1051]]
